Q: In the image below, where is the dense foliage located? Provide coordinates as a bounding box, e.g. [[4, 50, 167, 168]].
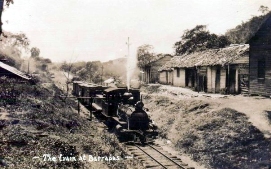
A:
[[30, 47, 40, 58], [0, 32, 30, 69], [225, 11, 271, 44], [174, 25, 230, 55], [137, 44, 156, 68], [60, 61, 103, 84], [0, 0, 14, 36]]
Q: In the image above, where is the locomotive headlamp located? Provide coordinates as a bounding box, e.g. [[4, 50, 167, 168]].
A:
[[123, 92, 133, 98]]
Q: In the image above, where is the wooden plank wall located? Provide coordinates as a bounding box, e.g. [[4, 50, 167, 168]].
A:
[[235, 67, 239, 93], [207, 67, 212, 92], [249, 47, 271, 96]]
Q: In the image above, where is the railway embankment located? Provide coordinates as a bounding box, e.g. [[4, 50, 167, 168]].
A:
[[0, 75, 143, 168], [141, 84, 271, 169]]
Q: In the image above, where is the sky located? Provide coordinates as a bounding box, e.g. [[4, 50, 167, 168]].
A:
[[2, 0, 271, 63]]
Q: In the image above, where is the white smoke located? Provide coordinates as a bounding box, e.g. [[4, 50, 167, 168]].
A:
[[126, 51, 138, 90]]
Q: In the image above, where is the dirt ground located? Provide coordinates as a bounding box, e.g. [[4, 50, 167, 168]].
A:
[[141, 84, 271, 169], [19, 67, 271, 169], [147, 84, 271, 138], [48, 71, 271, 169]]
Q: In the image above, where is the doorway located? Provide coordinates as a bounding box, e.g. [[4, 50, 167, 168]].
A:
[[215, 68, 221, 93], [226, 68, 236, 94]]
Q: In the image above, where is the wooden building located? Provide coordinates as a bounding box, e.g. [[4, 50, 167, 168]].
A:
[[142, 54, 173, 83], [72, 81, 84, 96], [159, 45, 249, 94], [159, 68, 174, 85], [249, 14, 271, 96], [0, 61, 31, 81]]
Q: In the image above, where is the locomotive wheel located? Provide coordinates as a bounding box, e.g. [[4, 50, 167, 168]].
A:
[[140, 136, 146, 144], [132, 134, 146, 143], [105, 118, 116, 131]]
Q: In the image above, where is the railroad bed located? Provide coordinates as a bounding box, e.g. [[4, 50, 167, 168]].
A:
[[124, 142, 195, 169]]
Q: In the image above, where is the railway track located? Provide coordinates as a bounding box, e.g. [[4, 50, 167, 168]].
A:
[[125, 143, 195, 169]]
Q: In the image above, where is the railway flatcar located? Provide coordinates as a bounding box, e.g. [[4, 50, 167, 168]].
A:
[[74, 82, 107, 105], [72, 81, 84, 96]]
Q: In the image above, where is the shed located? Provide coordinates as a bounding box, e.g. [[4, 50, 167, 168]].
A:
[[248, 14, 271, 96], [0, 61, 31, 81], [142, 54, 173, 84], [159, 45, 249, 94]]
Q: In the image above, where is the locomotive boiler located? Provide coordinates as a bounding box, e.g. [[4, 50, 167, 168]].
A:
[[116, 99, 158, 142], [93, 87, 158, 143]]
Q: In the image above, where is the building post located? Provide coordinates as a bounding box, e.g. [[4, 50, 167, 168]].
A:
[[89, 97, 93, 121], [101, 65, 103, 85], [227, 64, 230, 94], [77, 98, 80, 114], [196, 67, 199, 93]]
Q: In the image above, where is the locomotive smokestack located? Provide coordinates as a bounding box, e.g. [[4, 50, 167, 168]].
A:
[[123, 91, 133, 104]]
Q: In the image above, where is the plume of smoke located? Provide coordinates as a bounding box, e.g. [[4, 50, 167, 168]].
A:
[[126, 53, 138, 90]]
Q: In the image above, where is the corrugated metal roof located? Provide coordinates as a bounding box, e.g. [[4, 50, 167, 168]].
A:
[[78, 82, 97, 88], [104, 78, 114, 84], [0, 61, 31, 80], [159, 44, 249, 71], [72, 81, 84, 84], [104, 87, 125, 93]]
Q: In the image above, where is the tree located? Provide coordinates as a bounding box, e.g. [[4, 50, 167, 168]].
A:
[[83, 61, 102, 83], [0, 0, 14, 37], [137, 44, 155, 68], [60, 61, 73, 101], [174, 25, 230, 55], [0, 32, 30, 53], [225, 11, 271, 44], [30, 47, 40, 58], [0, 32, 29, 68], [259, 5, 269, 15]]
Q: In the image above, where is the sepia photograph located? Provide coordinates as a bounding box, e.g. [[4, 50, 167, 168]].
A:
[[0, 0, 271, 168]]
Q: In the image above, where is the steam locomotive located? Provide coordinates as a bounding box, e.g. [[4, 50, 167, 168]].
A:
[[72, 82, 158, 143]]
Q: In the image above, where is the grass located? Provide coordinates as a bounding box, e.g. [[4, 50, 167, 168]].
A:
[[176, 108, 271, 169], [0, 78, 143, 168], [141, 84, 161, 94], [143, 91, 271, 169]]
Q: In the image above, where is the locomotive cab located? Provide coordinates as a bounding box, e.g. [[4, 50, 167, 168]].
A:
[[101, 88, 126, 117]]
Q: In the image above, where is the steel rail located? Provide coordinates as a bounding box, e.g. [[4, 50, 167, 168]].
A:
[[133, 144, 167, 169], [148, 144, 186, 169]]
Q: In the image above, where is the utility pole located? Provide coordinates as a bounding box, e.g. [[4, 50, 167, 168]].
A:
[[101, 65, 103, 85], [27, 59, 30, 74]]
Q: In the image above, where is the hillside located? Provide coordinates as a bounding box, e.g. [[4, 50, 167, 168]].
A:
[[225, 12, 271, 44], [0, 73, 144, 168], [102, 57, 127, 80]]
